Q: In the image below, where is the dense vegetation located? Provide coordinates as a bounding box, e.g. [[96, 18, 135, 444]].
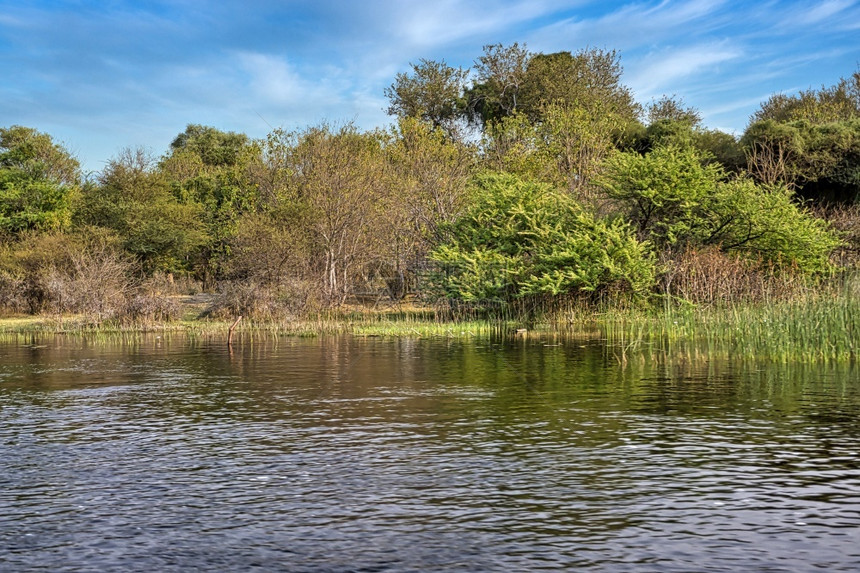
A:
[[2, 44, 859, 331]]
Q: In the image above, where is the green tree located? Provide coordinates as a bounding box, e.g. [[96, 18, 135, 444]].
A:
[[268, 123, 392, 305], [599, 145, 839, 273], [752, 69, 860, 124], [383, 118, 475, 296], [646, 95, 702, 126], [465, 42, 531, 126], [78, 148, 206, 275], [0, 126, 79, 235], [518, 48, 641, 124], [431, 173, 655, 303], [384, 59, 469, 137], [743, 118, 860, 203], [0, 125, 80, 185], [160, 124, 262, 287], [482, 102, 626, 199]]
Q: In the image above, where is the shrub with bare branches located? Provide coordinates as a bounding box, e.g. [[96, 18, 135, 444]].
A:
[[663, 247, 809, 305]]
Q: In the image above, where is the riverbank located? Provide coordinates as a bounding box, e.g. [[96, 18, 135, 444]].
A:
[[2, 283, 857, 363]]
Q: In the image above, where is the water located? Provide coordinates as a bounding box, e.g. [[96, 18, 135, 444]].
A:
[[1, 335, 859, 571]]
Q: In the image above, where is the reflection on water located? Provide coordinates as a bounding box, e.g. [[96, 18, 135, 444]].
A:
[[1, 335, 859, 571]]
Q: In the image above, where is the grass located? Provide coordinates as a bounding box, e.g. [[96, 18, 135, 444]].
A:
[[588, 279, 860, 364], [2, 276, 858, 363]]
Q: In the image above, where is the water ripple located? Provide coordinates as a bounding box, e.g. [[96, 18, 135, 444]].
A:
[[1, 337, 859, 571]]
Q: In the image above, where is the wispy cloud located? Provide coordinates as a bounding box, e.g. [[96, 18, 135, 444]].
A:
[[2, 0, 859, 172], [785, 0, 856, 25], [626, 42, 743, 100], [529, 0, 731, 52], [390, 0, 568, 48]]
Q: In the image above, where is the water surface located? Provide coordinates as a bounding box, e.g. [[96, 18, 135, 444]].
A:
[[1, 335, 858, 571]]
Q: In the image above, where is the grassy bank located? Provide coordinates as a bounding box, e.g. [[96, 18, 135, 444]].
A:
[[1, 281, 857, 363], [591, 280, 859, 363]]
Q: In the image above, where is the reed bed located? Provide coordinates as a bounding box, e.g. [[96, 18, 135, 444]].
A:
[[594, 278, 859, 363], [2, 274, 857, 363]]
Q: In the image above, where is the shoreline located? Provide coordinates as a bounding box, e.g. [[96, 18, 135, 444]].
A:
[[2, 293, 857, 364]]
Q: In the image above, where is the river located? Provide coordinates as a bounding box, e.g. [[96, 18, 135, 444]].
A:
[[1, 335, 858, 571]]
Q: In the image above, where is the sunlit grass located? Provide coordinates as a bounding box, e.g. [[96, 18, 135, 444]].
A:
[[590, 278, 859, 363], [2, 275, 858, 362]]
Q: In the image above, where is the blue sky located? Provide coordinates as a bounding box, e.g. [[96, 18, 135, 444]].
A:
[[2, 0, 859, 174]]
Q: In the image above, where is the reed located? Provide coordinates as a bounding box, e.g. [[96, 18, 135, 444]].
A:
[[595, 274, 859, 363], [2, 274, 857, 362]]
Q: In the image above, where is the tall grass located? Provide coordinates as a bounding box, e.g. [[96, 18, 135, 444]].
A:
[[2, 273, 857, 363], [594, 273, 859, 363]]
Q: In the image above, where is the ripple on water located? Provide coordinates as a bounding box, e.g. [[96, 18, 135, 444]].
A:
[[1, 338, 859, 571]]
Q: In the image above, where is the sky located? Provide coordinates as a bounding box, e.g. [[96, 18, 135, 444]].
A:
[[2, 0, 859, 174]]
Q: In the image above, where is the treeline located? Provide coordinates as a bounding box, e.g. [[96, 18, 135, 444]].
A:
[[1, 44, 859, 324]]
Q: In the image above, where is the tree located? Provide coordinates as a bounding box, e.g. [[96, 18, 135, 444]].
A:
[[742, 118, 860, 204], [168, 124, 254, 168], [384, 59, 469, 137], [274, 123, 392, 305], [646, 95, 702, 127], [0, 126, 79, 235], [482, 102, 624, 199], [386, 118, 474, 236], [599, 145, 839, 273], [751, 69, 860, 124], [160, 124, 262, 286], [518, 48, 641, 124], [383, 118, 475, 296], [636, 99, 744, 173], [430, 173, 655, 303], [0, 125, 80, 186], [465, 43, 531, 126], [744, 71, 860, 204], [78, 147, 206, 275]]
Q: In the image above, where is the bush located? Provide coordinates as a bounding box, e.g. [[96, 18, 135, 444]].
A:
[[0, 268, 26, 313], [0, 230, 131, 321], [206, 279, 316, 320], [429, 172, 656, 304], [121, 293, 181, 325], [599, 145, 840, 274], [665, 246, 810, 305]]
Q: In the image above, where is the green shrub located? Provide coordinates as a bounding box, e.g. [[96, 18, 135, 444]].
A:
[[600, 145, 840, 274], [430, 172, 655, 303]]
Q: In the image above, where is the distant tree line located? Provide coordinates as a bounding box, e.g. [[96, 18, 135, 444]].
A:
[[1, 44, 858, 322]]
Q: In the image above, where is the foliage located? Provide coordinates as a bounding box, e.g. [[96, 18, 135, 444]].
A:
[[263, 123, 394, 305], [481, 102, 624, 198], [0, 229, 131, 319], [599, 145, 839, 273], [635, 104, 744, 173], [0, 126, 79, 234], [160, 124, 262, 285], [5, 59, 860, 323], [77, 147, 207, 275], [600, 145, 723, 244], [383, 118, 475, 295], [430, 173, 655, 303], [645, 95, 702, 127], [169, 124, 252, 167], [517, 48, 641, 124], [742, 118, 860, 203], [751, 69, 860, 124], [0, 125, 80, 185], [384, 59, 469, 137], [465, 43, 531, 125]]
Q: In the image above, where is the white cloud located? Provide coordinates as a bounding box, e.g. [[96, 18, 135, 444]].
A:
[[627, 43, 743, 100], [233, 52, 348, 108], [389, 0, 578, 49], [791, 0, 855, 25], [529, 0, 730, 53]]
